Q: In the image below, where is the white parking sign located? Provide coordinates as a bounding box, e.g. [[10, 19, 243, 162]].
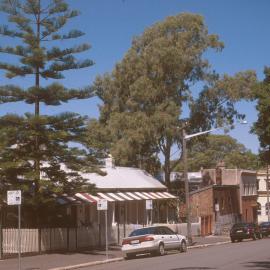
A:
[[146, 199, 153, 210], [97, 199, 108, 210], [7, 190, 22, 205]]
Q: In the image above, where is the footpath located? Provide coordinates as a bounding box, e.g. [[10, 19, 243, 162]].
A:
[[0, 235, 230, 270]]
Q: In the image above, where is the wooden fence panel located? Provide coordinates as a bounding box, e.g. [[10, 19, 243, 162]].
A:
[[50, 228, 67, 251], [1, 223, 201, 256], [77, 226, 98, 249], [3, 228, 39, 254], [40, 228, 51, 252], [67, 228, 76, 251]]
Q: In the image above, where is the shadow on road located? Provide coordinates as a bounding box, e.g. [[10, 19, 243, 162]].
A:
[[127, 250, 185, 260], [169, 268, 215, 270], [244, 260, 270, 269]]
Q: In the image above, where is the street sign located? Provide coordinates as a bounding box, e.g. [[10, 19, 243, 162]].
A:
[[215, 203, 220, 212], [146, 199, 153, 210], [7, 190, 22, 270], [97, 199, 108, 210], [96, 198, 109, 260], [7, 190, 21, 205]]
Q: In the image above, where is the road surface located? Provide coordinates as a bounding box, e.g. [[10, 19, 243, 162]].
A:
[[88, 238, 270, 270]]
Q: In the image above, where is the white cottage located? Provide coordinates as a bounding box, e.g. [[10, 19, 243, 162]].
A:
[[73, 157, 177, 244]]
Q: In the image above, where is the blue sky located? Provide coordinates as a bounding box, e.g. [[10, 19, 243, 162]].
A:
[[1, 0, 270, 154]]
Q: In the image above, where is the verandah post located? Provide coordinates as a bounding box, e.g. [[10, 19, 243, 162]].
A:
[[67, 227, 70, 251], [38, 227, 41, 254]]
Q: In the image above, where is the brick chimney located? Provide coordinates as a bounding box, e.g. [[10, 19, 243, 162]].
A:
[[105, 154, 115, 168], [216, 161, 225, 185]]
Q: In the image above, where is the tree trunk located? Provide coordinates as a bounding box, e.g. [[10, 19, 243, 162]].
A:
[[34, 1, 41, 193], [34, 1, 41, 226], [163, 139, 172, 188]]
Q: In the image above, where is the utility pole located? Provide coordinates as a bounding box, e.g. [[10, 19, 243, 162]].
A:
[[182, 129, 192, 245]]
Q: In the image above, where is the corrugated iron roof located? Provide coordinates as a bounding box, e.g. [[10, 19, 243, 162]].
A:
[[81, 166, 166, 190]]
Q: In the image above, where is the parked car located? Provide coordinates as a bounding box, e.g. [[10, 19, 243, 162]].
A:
[[230, 223, 262, 243], [259, 221, 270, 237], [121, 225, 187, 259]]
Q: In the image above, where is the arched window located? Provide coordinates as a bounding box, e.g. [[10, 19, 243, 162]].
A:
[[257, 202, 261, 215]]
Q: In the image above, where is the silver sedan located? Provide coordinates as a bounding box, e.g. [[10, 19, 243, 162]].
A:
[[121, 225, 187, 259]]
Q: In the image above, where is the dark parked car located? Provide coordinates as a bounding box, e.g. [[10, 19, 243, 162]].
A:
[[259, 222, 270, 237], [230, 223, 262, 243]]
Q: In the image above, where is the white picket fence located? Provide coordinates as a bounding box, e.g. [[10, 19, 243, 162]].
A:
[[3, 228, 39, 254], [2, 227, 100, 254]]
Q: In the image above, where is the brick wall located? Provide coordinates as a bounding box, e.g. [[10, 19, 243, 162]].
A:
[[213, 187, 239, 216], [190, 187, 213, 218]]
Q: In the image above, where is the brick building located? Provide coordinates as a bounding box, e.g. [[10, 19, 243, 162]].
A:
[[189, 164, 257, 235]]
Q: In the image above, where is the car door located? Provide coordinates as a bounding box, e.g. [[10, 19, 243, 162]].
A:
[[163, 227, 180, 249], [156, 227, 171, 249]]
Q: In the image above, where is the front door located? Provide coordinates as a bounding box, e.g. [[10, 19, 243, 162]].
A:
[[252, 207, 257, 223]]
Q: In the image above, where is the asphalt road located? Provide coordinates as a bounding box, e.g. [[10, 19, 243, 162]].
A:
[[88, 238, 270, 270]]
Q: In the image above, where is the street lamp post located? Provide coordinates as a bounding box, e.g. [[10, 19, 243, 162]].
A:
[[182, 129, 192, 245], [183, 128, 219, 245]]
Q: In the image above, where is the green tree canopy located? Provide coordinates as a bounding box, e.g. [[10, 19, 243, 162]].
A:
[[251, 67, 270, 165], [0, 0, 98, 225], [172, 134, 260, 172], [87, 13, 257, 187]]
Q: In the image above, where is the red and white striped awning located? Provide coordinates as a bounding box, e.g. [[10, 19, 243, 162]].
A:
[[75, 193, 100, 203], [75, 191, 176, 203]]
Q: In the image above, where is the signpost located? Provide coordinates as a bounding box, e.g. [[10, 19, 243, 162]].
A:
[[97, 199, 108, 260], [7, 190, 22, 270]]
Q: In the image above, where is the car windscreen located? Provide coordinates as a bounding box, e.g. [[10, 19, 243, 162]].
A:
[[232, 223, 248, 229], [129, 227, 156, 237]]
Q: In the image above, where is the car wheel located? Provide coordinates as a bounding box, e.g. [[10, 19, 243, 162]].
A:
[[237, 239, 242, 242], [150, 251, 156, 257], [158, 243, 165, 256], [125, 253, 135, 260], [180, 240, 187, 253], [231, 238, 235, 243]]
